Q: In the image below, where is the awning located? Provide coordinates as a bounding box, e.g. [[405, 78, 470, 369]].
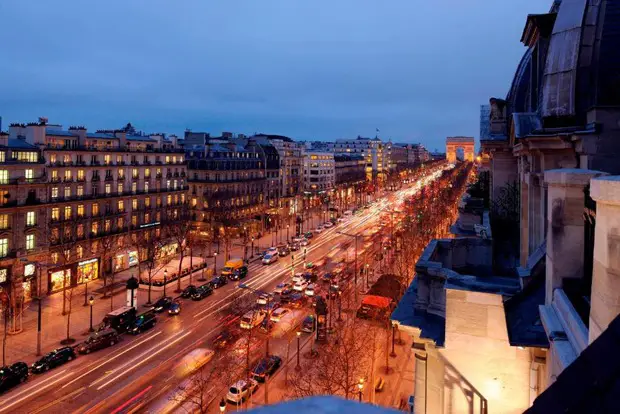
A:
[[362, 295, 392, 309]]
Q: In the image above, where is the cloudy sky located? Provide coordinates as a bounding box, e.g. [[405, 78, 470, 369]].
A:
[[0, 0, 548, 150]]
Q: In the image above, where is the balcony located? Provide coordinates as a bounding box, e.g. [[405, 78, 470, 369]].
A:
[[50, 177, 61, 183], [45, 144, 185, 154]]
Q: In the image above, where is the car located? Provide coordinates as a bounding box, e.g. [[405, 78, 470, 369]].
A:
[[270, 307, 290, 322], [293, 280, 309, 292], [277, 245, 290, 257], [322, 272, 334, 283], [328, 284, 340, 299], [230, 266, 248, 280], [210, 275, 228, 289], [0, 362, 29, 391], [191, 284, 213, 300], [212, 329, 240, 349], [304, 231, 314, 239], [152, 296, 173, 313], [168, 301, 182, 315], [77, 328, 120, 354], [337, 217, 346, 223], [343, 210, 353, 217], [240, 310, 266, 330], [315, 226, 324, 233], [256, 293, 273, 306], [292, 235, 304, 243], [323, 221, 334, 228], [301, 315, 316, 332], [251, 355, 282, 382], [262, 254, 278, 265], [279, 289, 294, 303], [288, 292, 307, 308], [258, 318, 275, 334], [292, 272, 304, 283], [181, 285, 198, 298], [174, 348, 215, 378], [274, 282, 291, 294], [31, 347, 76, 373], [226, 379, 259, 404], [305, 284, 316, 297], [130, 312, 157, 334], [290, 242, 300, 251], [300, 238, 310, 247], [267, 246, 278, 255], [303, 271, 317, 282]]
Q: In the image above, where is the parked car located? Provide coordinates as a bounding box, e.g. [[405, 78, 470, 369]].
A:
[[0, 362, 29, 391], [226, 379, 259, 404], [32, 347, 76, 373], [230, 266, 248, 281], [301, 315, 316, 332], [270, 307, 290, 322], [240, 310, 266, 330], [293, 280, 309, 292], [78, 328, 120, 354], [305, 284, 316, 297], [262, 254, 278, 265], [212, 329, 240, 349], [181, 285, 198, 298], [130, 312, 157, 334], [191, 284, 213, 301], [323, 221, 334, 228], [337, 216, 346, 223], [277, 245, 290, 257], [251, 356, 282, 382], [152, 296, 173, 313], [304, 231, 314, 239], [266, 246, 278, 255], [210, 275, 228, 289], [315, 226, 324, 233], [292, 272, 304, 283], [168, 301, 182, 315], [300, 238, 310, 247], [274, 282, 291, 294]]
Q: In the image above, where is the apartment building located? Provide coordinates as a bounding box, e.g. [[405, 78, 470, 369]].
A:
[[3, 120, 186, 300], [330, 136, 388, 181], [303, 151, 335, 193]]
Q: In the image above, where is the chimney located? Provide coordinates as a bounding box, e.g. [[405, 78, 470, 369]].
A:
[[69, 126, 87, 146], [150, 133, 164, 149], [25, 122, 46, 145]]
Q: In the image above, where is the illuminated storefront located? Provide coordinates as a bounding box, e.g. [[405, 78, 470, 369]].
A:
[[159, 242, 178, 258], [22, 263, 36, 301], [114, 249, 139, 272], [48, 258, 100, 293], [49, 268, 71, 293], [77, 258, 99, 284]]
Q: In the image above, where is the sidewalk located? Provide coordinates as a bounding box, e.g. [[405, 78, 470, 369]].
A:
[[0, 229, 280, 366]]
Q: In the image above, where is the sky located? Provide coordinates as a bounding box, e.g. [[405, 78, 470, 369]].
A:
[[0, 0, 549, 151]]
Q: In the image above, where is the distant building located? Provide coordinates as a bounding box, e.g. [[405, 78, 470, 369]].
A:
[[303, 151, 334, 193], [330, 136, 387, 181]]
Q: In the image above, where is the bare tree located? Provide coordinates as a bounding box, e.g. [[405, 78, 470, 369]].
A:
[[47, 220, 80, 316], [136, 230, 168, 304], [163, 203, 193, 292]]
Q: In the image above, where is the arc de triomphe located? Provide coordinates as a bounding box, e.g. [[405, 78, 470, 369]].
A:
[[446, 136, 475, 162]]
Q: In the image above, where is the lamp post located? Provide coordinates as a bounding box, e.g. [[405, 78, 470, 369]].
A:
[[365, 263, 370, 288], [296, 331, 301, 370], [250, 237, 255, 258], [286, 224, 290, 243], [163, 269, 168, 297], [88, 296, 95, 332], [214, 252, 218, 275], [390, 322, 397, 357], [219, 398, 226, 413], [358, 378, 364, 402]]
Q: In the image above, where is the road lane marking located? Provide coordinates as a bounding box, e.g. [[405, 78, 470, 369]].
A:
[[61, 330, 163, 389], [0, 368, 68, 406], [0, 370, 73, 413]]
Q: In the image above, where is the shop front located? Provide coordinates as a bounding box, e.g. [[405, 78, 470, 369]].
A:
[[22, 263, 36, 301], [114, 249, 139, 273], [48, 258, 100, 293], [159, 242, 178, 259]]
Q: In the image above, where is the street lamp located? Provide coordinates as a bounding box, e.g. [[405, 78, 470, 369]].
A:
[[250, 237, 255, 258], [390, 321, 397, 357], [214, 252, 218, 275], [163, 269, 168, 297], [365, 263, 370, 288], [358, 378, 364, 402], [88, 296, 95, 332], [219, 398, 226, 413], [296, 331, 301, 370], [286, 224, 290, 242]]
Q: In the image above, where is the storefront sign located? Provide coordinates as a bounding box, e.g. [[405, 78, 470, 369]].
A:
[[140, 221, 160, 229], [79, 258, 98, 266]]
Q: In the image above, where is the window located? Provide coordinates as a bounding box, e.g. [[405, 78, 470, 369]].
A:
[[77, 185, 83, 196], [77, 204, 84, 217], [26, 234, 35, 250], [173, 180, 178, 190], [0, 238, 8, 258], [145, 212, 150, 223], [51, 187, 59, 199], [118, 217, 124, 228], [0, 170, 8, 184], [0, 190, 7, 206], [64, 187, 71, 198], [132, 168, 139, 178], [26, 211, 35, 226], [50, 154, 57, 163], [145, 197, 150, 207], [25, 169, 34, 180], [117, 182, 123, 193], [105, 183, 111, 194], [77, 245, 83, 259], [131, 215, 137, 226], [104, 154, 111, 165], [16, 151, 37, 162], [167, 195, 172, 204], [165, 155, 170, 164], [104, 219, 111, 232], [77, 170, 85, 181], [145, 169, 150, 178], [132, 182, 137, 194], [118, 168, 124, 178], [91, 222, 98, 235], [116, 155, 123, 164], [118, 200, 124, 212], [166, 180, 171, 189], [0, 152, 4, 163], [181, 193, 185, 203], [64, 206, 72, 219], [64, 170, 71, 181], [132, 199, 138, 210], [51, 207, 60, 221], [77, 224, 84, 237], [92, 203, 99, 216], [144, 181, 149, 192], [0, 214, 7, 229]]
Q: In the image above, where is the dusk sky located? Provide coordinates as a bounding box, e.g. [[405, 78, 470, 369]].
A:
[[0, 0, 548, 151]]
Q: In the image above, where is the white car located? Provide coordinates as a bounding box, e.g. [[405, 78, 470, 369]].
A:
[[300, 238, 310, 247], [337, 217, 346, 223], [227, 379, 259, 404], [262, 254, 278, 265], [292, 272, 305, 283], [266, 246, 278, 255], [305, 284, 316, 297], [315, 226, 324, 233], [323, 222, 334, 228], [240, 310, 266, 329], [256, 293, 273, 305], [274, 282, 291, 294], [292, 236, 304, 243], [293, 281, 309, 292], [270, 307, 290, 322]]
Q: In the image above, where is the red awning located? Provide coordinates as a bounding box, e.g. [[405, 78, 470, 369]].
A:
[[361, 295, 392, 309]]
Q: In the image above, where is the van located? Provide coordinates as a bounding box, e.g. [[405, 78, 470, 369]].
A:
[[102, 306, 137, 333], [221, 258, 244, 278], [174, 348, 215, 378], [77, 328, 120, 354]]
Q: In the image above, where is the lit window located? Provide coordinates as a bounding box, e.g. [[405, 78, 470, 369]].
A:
[[144, 180, 150, 193], [77, 224, 84, 237], [77, 185, 83, 196], [64, 170, 71, 180], [145, 169, 150, 178], [105, 219, 111, 232], [26, 211, 35, 226], [104, 154, 111, 165], [77, 245, 83, 259], [0, 170, 8, 184], [91, 222, 98, 235], [145, 197, 151, 207], [132, 199, 138, 210], [0, 214, 7, 230], [77, 204, 84, 217], [92, 203, 99, 216], [25, 169, 33, 180], [131, 215, 137, 226], [166, 180, 171, 189], [64, 187, 71, 198], [118, 200, 124, 212], [173, 180, 178, 190], [0, 238, 8, 257], [165, 156, 170, 163], [50, 154, 57, 163], [118, 168, 124, 178], [132, 182, 137, 194], [132, 168, 138, 178], [26, 234, 35, 250], [77, 170, 85, 180], [117, 182, 123, 193], [105, 183, 111, 194], [51, 207, 60, 220]]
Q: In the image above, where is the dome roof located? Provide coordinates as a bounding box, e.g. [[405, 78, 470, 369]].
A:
[[506, 47, 533, 114]]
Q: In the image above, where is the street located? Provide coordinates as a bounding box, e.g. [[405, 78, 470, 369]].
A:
[[0, 164, 448, 414]]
